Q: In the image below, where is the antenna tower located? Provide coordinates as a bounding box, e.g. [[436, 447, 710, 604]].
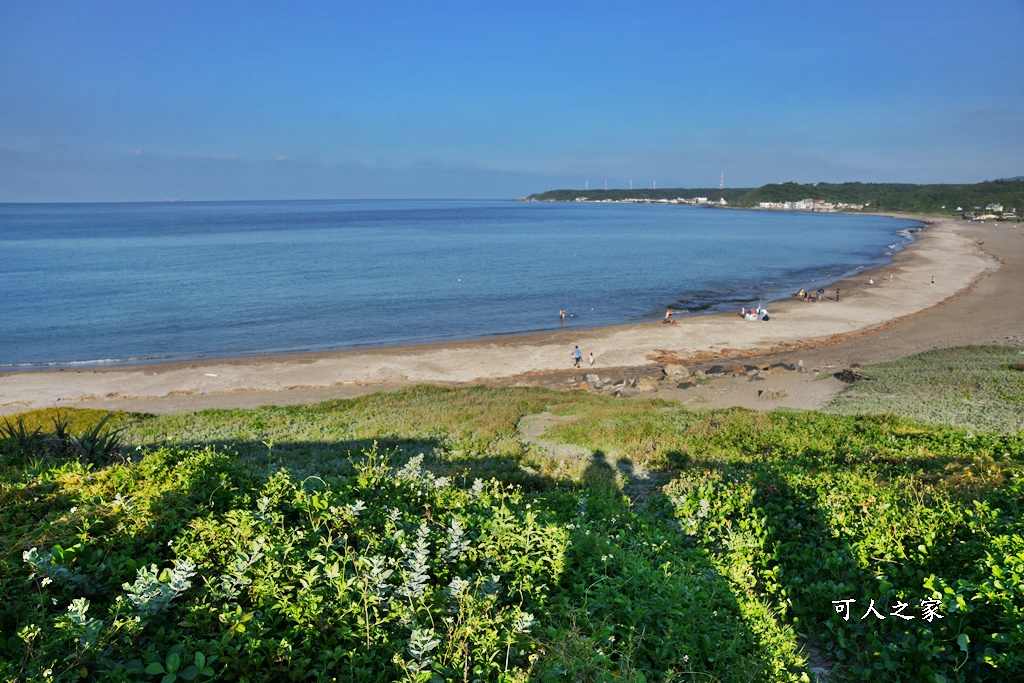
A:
[[720, 171, 725, 190]]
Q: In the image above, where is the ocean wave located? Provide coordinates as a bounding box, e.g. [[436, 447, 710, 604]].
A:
[[0, 355, 177, 371]]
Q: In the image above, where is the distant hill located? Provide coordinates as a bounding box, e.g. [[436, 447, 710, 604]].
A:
[[525, 179, 1024, 215]]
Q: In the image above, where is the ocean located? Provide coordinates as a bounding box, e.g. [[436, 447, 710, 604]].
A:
[[0, 199, 918, 369]]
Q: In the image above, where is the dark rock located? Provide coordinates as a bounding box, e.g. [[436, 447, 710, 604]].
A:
[[837, 367, 872, 383], [767, 362, 796, 374]]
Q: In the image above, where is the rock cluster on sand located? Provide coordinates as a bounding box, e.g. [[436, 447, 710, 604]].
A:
[[569, 361, 804, 400]]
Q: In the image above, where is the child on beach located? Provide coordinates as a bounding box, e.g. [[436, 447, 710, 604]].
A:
[[588, 352, 595, 368]]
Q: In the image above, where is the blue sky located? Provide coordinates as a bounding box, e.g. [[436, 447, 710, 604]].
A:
[[2, 1, 1022, 201]]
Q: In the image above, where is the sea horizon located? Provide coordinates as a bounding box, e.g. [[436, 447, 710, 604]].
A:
[[0, 199, 920, 371]]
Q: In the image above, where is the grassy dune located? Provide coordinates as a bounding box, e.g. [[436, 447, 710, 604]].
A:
[[1, 348, 1022, 682], [825, 346, 1024, 434]]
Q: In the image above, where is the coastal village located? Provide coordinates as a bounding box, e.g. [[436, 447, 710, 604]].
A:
[[961, 202, 1019, 221], [531, 179, 1024, 221], [571, 194, 867, 211], [564, 194, 1019, 219]]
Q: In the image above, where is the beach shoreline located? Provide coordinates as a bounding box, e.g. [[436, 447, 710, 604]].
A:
[[3, 214, 1022, 416]]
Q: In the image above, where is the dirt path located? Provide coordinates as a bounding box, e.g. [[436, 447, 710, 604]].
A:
[[517, 411, 670, 506]]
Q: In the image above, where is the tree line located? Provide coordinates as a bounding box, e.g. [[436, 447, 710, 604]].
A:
[[525, 179, 1024, 215]]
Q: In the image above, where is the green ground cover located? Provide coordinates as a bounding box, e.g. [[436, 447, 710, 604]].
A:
[[825, 346, 1024, 434], [1, 350, 1022, 682]]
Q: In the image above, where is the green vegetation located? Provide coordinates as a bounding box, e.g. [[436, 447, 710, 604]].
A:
[[1, 351, 1023, 682], [826, 346, 1024, 434], [525, 179, 1024, 216]]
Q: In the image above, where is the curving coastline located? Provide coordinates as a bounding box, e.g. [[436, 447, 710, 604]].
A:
[[2, 216, 1021, 416]]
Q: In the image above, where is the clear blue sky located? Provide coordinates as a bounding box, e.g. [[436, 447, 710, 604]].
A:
[[2, 1, 1022, 201]]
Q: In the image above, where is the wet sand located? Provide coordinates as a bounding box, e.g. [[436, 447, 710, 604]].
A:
[[2, 216, 1022, 416]]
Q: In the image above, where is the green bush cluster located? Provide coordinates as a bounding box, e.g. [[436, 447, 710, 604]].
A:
[[657, 440, 1024, 681], [0, 442, 564, 682], [1, 375, 1022, 682], [1, 412, 124, 465]]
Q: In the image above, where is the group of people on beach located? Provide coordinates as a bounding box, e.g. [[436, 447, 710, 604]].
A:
[[741, 306, 770, 321], [795, 287, 839, 302], [571, 345, 595, 369]]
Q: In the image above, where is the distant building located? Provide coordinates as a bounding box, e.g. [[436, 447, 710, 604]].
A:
[[759, 197, 862, 212]]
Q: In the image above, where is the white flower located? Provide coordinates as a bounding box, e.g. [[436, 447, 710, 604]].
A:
[[41, 577, 52, 587]]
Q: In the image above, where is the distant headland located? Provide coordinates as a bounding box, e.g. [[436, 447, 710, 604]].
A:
[[523, 179, 1024, 219]]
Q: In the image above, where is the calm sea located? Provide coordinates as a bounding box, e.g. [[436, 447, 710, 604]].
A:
[[0, 199, 918, 369]]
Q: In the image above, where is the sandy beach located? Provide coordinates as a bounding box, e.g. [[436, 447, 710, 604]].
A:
[[2, 215, 1022, 416]]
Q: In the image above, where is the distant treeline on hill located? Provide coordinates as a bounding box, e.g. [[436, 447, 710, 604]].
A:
[[524, 179, 1024, 215]]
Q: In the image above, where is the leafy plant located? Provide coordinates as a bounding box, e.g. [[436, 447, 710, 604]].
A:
[[124, 646, 218, 682], [71, 413, 125, 463], [1, 381, 1021, 682]]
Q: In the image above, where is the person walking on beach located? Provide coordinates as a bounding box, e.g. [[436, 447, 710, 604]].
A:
[[588, 352, 595, 368], [573, 345, 582, 368], [817, 288, 825, 302], [836, 289, 840, 301], [664, 307, 674, 323]]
